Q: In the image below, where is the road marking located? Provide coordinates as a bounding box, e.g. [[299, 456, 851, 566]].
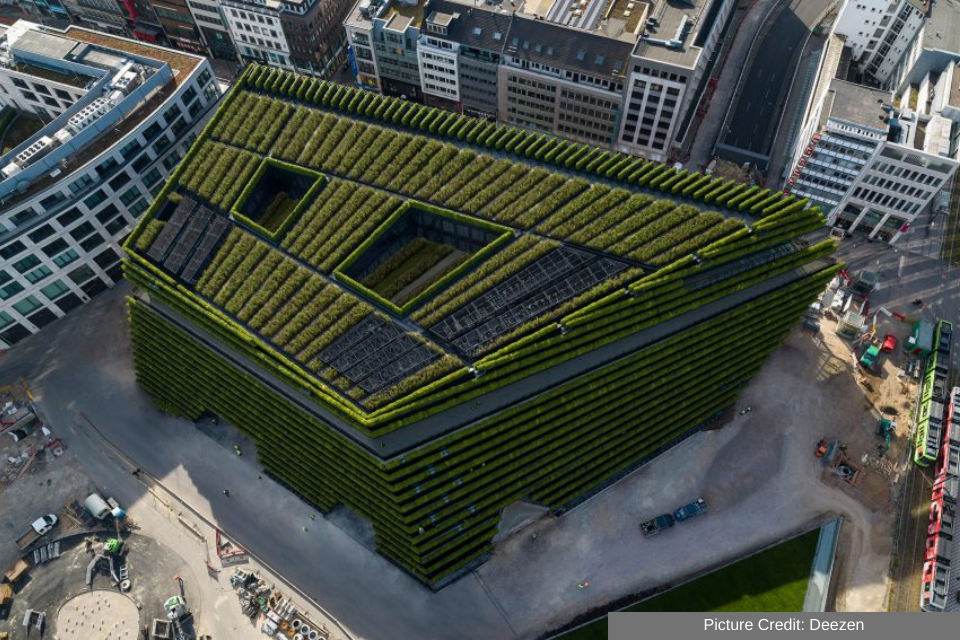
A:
[[898, 255, 905, 278]]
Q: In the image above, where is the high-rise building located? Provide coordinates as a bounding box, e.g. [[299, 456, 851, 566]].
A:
[[787, 78, 957, 243], [0, 21, 220, 347], [616, 0, 736, 161], [125, 63, 835, 586], [345, 0, 735, 157]]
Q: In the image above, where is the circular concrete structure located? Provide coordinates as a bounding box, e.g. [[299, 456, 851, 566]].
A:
[[57, 590, 140, 639]]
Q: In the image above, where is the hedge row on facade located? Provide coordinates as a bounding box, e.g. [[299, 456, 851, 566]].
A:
[[128, 193, 835, 441], [130, 65, 834, 426], [237, 63, 808, 220], [128, 257, 835, 583]]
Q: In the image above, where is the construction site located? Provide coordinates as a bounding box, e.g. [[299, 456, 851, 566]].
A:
[[0, 376, 349, 640]]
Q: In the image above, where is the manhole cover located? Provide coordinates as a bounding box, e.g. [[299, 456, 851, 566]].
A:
[[57, 590, 140, 639]]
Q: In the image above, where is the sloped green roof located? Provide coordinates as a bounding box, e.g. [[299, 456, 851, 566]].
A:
[[125, 64, 828, 432]]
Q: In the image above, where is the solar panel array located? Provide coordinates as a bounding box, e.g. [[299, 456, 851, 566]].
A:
[[317, 315, 438, 394], [163, 207, 213, 275], [147, 197, 196, 262], [145, 196, 231, 284], [181, 216, 231, 285], [431, 247, 628, 356]]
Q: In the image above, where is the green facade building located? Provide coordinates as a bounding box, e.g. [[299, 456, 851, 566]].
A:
[[124, 64, 838, 586]]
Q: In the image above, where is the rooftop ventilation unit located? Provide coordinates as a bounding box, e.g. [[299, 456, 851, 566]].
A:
[[67, 96, 111, 134], [14, 136, 55, 168]]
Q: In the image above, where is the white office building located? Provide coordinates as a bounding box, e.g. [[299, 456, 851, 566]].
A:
[[0, 21, 220, 348], [787, 76, 957, 244], [833, 0, 924, 89], [617, 0, 736, 161], [221, 0, 294, 69]]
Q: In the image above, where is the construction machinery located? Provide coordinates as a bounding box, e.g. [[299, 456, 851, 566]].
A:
[[859, 344, 881, 370], [164, 595, 189, 620], [851, 270, 879, 296], [876, 419, 896, 456], [815, 439, 828, 457]]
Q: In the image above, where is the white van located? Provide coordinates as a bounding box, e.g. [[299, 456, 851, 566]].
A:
[[84, 493, 111, 520]]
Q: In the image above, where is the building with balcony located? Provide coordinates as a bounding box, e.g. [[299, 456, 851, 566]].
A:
[[0, 21, 220, 348]]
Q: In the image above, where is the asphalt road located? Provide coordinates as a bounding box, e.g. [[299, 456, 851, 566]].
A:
[[721, 6, 807, 157], [718, 0, 836, 164]]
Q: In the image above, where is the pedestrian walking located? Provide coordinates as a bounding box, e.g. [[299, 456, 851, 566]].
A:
[[222, 489, 230, 497]]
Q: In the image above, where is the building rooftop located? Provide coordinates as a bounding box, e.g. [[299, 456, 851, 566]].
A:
[[824, 79, 893, 129], [64, 26, 202, 85], [348, 0, 428, 30], [427, 0, 514, 52], [423, 0, 634, 77], [0, 21, 206, 206], [922, 0, 960, 55], [504, 13, 634, 78], [385, 0, 425, 29], [946, 62, 960, 109], [12, 29, 78, 60], [632, 0, 716, 67], [128, 64, 829, 426]]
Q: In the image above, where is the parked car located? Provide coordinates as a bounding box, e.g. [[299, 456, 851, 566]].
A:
[[881, 333, 897, 352], [16, 514, 58, 550]]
